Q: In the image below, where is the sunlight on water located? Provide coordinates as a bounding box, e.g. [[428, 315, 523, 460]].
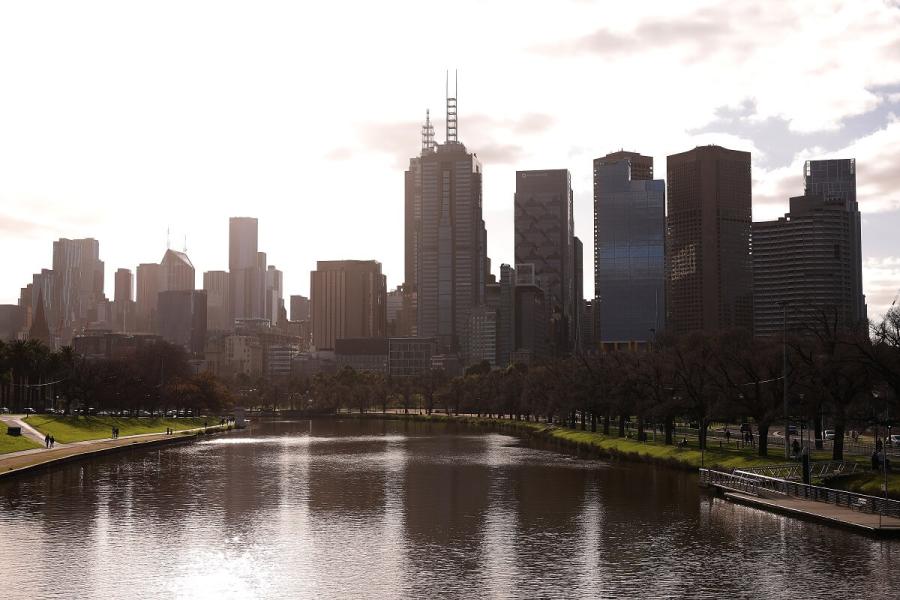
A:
[[1, 418, 898, 599]]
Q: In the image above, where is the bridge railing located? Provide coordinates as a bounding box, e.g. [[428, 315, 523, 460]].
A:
[[734, 460, 866, 481], [700, 468, 900, 519]]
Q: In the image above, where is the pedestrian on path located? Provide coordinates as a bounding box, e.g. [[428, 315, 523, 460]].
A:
[[45, 433, 50, 448], [49, 435, 55, 448]]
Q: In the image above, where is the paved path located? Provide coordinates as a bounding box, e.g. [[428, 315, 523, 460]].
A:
[[1, 416, 59, 447], [0, 421, 227, 478], [725, 491, 900, 534]]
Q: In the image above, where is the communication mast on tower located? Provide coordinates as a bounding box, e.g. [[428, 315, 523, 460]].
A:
[[446, 69, 458, 143], [421, 109, 435, 153]]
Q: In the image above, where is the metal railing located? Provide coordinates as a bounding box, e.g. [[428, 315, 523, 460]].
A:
[[700, 468, 900, 519], [734, 461, 865, 481]]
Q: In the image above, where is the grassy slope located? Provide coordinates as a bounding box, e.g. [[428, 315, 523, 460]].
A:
[[363, 413, 851, 471], [25, 416, 217, 444], [825, 472, 900, 500], [0, 431, 42, 454]]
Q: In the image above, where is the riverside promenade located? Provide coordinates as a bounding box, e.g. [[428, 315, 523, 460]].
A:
[[0, 416, 221, 479]]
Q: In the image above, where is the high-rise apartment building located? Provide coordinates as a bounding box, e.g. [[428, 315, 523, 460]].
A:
[[573, 235, 583, 352], [666, 145, 752, 334], [753, 161, 866, 336], [411, 94, 489, 357], [803, 158, 866, 323], [310, 260, 387, 351], [52, 238, 105, 342], [594, 151, 666, 343], [203, 270, 232, 332], [514, 169, 574, 354], [229, 217, 264, 320]]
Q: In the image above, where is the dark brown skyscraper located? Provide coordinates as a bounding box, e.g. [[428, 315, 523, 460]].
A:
[[596, 150, 654, 181], [666, 145, 752, 333], [310, 260, 387, 351]]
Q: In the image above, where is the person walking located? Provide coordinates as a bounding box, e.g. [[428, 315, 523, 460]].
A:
[[44, 433, 50, 448], [49, 435, 55, 448]]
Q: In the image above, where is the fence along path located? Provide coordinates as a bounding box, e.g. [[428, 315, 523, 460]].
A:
[[700, 468, 900, 534]]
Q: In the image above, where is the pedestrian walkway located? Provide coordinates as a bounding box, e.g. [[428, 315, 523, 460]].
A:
[[0, 420, 221, 478], [725, 491, 900, 534]]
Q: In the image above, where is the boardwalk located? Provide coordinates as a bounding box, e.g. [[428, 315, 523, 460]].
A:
[[725, 491, 900, 534], [702, 467, 900, 536]]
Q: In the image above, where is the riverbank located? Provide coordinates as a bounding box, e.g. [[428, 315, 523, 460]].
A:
[[346, 412, 805, 471], [825, 471, 900, 500], [21, 415, 221, 444], [0, 422, 233, 480]]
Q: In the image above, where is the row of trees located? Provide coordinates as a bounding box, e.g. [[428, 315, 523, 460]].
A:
[[0, 338, 232, 416], [282, 309, 900, 461], [2, 308, 898, 461]]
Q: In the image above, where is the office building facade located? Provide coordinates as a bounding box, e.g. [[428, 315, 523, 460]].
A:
[[310, 260, 387, 351], [594, 151, 665, 343], [203, 270, 232, 332], [666, 145, 752, 334], [157, 290, 207, 354], [514, 169, 574, 354]]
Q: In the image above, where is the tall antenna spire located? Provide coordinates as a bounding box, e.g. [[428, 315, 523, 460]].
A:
[[421, 109, 435, 153], [446, 69, 458, 143], [166, 227, 171, 250], [183, 235, 187, 253]]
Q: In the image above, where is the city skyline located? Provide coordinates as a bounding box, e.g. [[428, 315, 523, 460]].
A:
[[2, 1, 900, 318]]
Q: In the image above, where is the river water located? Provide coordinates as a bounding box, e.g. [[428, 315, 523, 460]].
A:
[[1, 419, 897, 599]]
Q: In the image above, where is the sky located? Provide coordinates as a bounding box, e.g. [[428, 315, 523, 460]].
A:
[[2, 0, 900, 318]]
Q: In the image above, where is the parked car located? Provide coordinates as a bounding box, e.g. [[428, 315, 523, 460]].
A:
[[787, 425, 798, 436], [824, 430, 835, 440], [0, 407, 9, 414], [23, 407, 35, 415], [889, 434, 900, 445]]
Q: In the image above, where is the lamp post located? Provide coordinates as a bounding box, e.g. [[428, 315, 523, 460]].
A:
[[779, 301, 790, 459]]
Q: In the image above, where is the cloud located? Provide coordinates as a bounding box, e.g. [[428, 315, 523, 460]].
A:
[[352, 112, 551, 167], [752, 113, 900, 220], [473, 143, 526, 165], [692, 86, 900, 169], [0, 214, 52, 237], [863, 256, 900, 318]]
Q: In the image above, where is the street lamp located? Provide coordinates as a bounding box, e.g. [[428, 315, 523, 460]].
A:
[[778, 301, 790, 459]]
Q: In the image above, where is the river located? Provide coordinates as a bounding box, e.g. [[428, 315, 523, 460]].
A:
[[1, 418, 897, 599]]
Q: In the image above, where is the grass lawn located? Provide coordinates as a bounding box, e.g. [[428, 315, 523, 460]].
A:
[[825, 471, 900, 500], [369, 413, 797, 471], [25, 416, 218, 444], [0, 430, 42, 454]]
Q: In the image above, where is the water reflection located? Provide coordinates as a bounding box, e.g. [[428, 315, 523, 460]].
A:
[[0, 418, 898, 599]]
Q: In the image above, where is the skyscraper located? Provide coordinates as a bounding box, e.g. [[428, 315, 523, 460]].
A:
[[753, 160, 866, 335], [157, 290, 207, 354], [514, 169, 574, 354], [114, 268, 133, 303], [412, 85, 489, 357], [203, 270, 232, 332], [52, 238, 105, 343], [265, 265, 284, 326], [573, 235, 583, 352], [159, 249, 195, 292], [136, 262, 161, 332], [594, 151, 665, 344], [229, 217, 264, 320], [290, 295, 310, 322], [310, 260, 387, 351], [803, 158, 866, 323], [666, 145, 752, 334]]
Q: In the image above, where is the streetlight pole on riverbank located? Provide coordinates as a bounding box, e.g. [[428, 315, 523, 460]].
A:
[[780, 301, 790, 460]]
